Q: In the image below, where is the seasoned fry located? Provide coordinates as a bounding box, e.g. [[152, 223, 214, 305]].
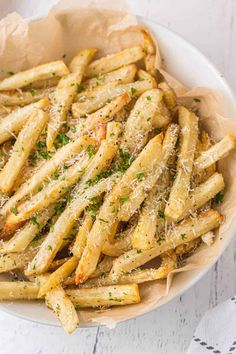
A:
[[72, 213, 94, 258], [66, 284, 140, 307], [165, 107, 198, 221], [72, 76, 157, 116], [0, 87, 54, 106], [45, 284, 79, 334], [118, 124, 179, 221], [0, 281, 39, 300], [75, 134, 164, 283], [83, 64, 137, 90], [0, 109, 48, 194], [102, 233, 132, 257], [194, 134, 236, 171], [1, 206, 55, 253], [47, 49, 96, 149], [0, 61, 69, 90], [0, 98, 49, 145], [0, 136, 92, 224], [158, 81, 177, 111], [111, 210, 222, 278], [85, 45, 145, 78], [39, 256, 78, 296]]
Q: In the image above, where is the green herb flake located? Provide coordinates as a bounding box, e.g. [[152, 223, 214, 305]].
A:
[[11, 206, 18, 216], [56, 133, 70, 146], [86, 144, 95, 158], [71, 125, 77, 133], [181, 233, 187, 240], [120, 195, 129, 202], [158, 210, 165, 219], [136, 249, 142, 254], [213, 191, 224, 205], [29, 88, 36, 96], [130, 87, 137, 96], [31, 216, 40, 228], [53, 170, 59, 180], [146, 95, 152, 101], [77, 83, 84, 93], [47, 245, 53, 251], [136, 172, 145, 181]]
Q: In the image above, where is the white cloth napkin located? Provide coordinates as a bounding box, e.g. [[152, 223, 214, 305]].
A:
[[187, 296, 236, 354]]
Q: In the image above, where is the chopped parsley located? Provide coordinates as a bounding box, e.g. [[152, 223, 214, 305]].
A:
[[71, 125, 77, 133], [77, 83, 84, 93], [29, 88, 36, 96], [56, 133, 70, 146], [213, 191, 224, 205], [86, 144, 95, 158], [181, 233, 187, 240], [120, 195, 129, 202], [11, 206, 18, 216], [136, 172, 145, 181], [131, 87, 137, 96], [53, 170, 59, 180], [39, 151, 51, 160], [146, 95, 152, 101], [107, 98, 112, 103], [117, 149, 134, 173], [158, 210, 165, 219], [136, 249, 142, 254], [31, 216, 40, 228], [37, 141, 46, 149], [47, 245, 52, 251]]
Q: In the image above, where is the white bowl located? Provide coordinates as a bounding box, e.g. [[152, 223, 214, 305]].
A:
[[0, 16, 236, 328]]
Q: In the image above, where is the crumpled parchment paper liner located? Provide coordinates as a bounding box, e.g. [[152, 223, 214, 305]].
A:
[[0, 0, 235, 329]]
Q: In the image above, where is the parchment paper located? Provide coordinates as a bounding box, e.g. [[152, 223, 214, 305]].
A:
[[0, 0, 236, 329]]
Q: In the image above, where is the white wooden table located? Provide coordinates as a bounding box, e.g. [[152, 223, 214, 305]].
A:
[[0, 1, 235, 353]]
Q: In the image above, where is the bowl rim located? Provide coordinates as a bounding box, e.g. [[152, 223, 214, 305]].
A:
[[0, 14, 236, 330]]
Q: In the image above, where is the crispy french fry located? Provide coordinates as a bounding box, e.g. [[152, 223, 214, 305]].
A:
[[118, 124, 179, 221], [119, 89, 164, 154], [110, 210, 222, 278], [6, 143, 94, 225], [39, 256, 78, 297], [25, 139, 120, 276], [165, 107, 198, 221], [0, 87, 54, 106], [45, 284, 79, 334], [0, 136, 92, 224], [102, 232, 132, 257], [83, 64, 137, 90], [85, 45, 145, 78], [0, 98, 49, 145], [47, 49, 96, 149], [0, 61, 69, 90], [0, 109, 48, 194], [78, 252, 177, 288], [75, 134, 164, 283], [1, 206, 55, 253], [72, 77, 157, 116], [66, 284, 140, 307], [158, 81, 177, 111], [72, 213, 94, 258], [194, 134, 236, 171], [25, 77, 59, 89], [0, 281, 39, 300]]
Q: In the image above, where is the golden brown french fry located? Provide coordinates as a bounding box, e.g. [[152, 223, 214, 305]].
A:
[[158, 81, 177, 111], [25, 139, 120, 276], [110, 210, 222, 278], [1, 206, 55, 253], [6, 143, 94, 225], [165, 107, 198, 221], [0, 98, 49, 145], [119, 89, 165, 155], [45, 284, 79, 334], [118, 124, 179, 221], [194, 134, 236, 172], [0, 109, 48, 194], [0, 136, 92, 224], [47, 49, 96, 150], [66, 284, 140, 307], [75, 134, 164, 283], [78, 252, 177, 288], [39, 256, 78, 297], [72, 213, 94, 258], [85, 45, 145, 78], [83, 64, 137, 90], [102, 232, 132, 257], [72, 77, 157, 116], [0, 281, 39, 300], [0, 61, 69, 90], [0, 87, 54, 106]]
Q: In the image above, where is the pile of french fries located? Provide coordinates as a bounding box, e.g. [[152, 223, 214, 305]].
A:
[[0, 28, 235, 333]]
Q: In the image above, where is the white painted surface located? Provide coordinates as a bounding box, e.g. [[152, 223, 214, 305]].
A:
[[0, 1, 235, 353]]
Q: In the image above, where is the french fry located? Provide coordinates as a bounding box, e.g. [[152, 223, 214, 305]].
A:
[[47, 49, 96, 149], [78, 252, 177, 288], [83, 64, 137, 90], [0, 98, 49, 145], [72, 213, 94, 258], [175, 238, 201, 255], [0, 281, 39, 300], [119, 89, 164, 155], [85, 45, 145, 78], [0, 109, 48, 194], [118, 124, 179, 221], [0, 136, 92, 224], [1, 206, 55, 253], [158, 81, 177, 111], [45, 284, 79, 334], [25, 76, 59, 89], [0, 61, 69, 90], [102, 232, 132, 257], [66, 284, 140, 307], [25, 140, 120, 276], [165, 107, 198, 221], [75, 134, 164, 283], [0, 87, 54, 106], [194, 134, 236, 172], [110, 210, 222, 278], [39, 256, 78, 297], [6, 143, 94, 225], [72, 76, 157, 116], [49, 257, 71, 271]]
